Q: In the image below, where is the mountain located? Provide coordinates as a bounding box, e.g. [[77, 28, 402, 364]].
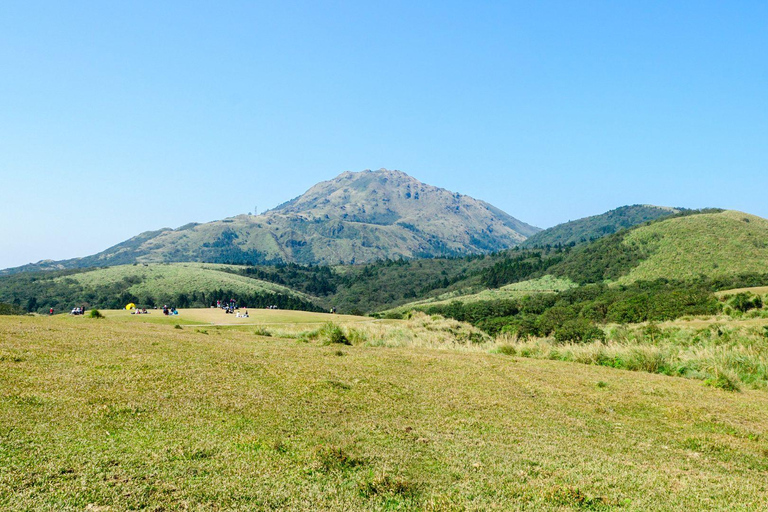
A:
[[3, 169, 539, 274], [521, 205, 681, 248]]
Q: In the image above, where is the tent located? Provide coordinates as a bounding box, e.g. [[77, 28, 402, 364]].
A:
[[125, 303, 136, 310]]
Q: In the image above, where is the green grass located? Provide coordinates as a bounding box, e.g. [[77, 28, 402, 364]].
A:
[[522, 204, 679, 248], [495, 317, 768, 390], [618, 210, 768, 284], [390, 275, 576, 312], [3, 315, 768, 509], [59, 262, 310, 300]]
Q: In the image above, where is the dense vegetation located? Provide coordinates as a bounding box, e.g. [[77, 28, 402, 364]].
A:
[[409, 274, 768, 342], [0, 264, 321, 314], [3, 209, 768, 324], [522, 204, 680, 248], [0, 302, 25, 315]]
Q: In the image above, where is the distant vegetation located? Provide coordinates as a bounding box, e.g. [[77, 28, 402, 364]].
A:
[[405, 275, 768, 340], [0, 263, 321, 314], [3, 209, 768, 328], [0, 302, 25, 315], [522, 204, 680, 248]]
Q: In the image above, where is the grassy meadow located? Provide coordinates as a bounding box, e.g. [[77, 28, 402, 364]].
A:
[[3, 313, 768, 510]]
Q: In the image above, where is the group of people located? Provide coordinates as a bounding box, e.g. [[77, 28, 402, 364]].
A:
[[69, 306, 87, 315], [162, 305, 178, 316], [130, 308, 150, 315]]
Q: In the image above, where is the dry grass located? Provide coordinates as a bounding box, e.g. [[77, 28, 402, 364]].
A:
[[494, 318, 768, 391], [3, 315, 768, 509]]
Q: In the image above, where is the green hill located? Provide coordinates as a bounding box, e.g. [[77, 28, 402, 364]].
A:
[[548, 210, 768, 285], [617, 210, 768, 283], [522, 204, 680, 248], [0, 263, 320, 313]]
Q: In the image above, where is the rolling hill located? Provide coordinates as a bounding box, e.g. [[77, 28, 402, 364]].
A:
[[548, 209, 768, 285], [2, 169, 539, 273], [0, 263, 320, 313], [521, 204, 680, 248]]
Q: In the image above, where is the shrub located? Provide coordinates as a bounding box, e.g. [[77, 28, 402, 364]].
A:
[[319, 323, 350, 345], [345, 327, 367, 345], [174, 324, 182, 329], [494, 344, 516, 356], [553, 320, 604, 343], [0, 302, 25, 315], [704, 373, 741, 392], [88, 309, 105, 319], [254, 327, 272, 337]]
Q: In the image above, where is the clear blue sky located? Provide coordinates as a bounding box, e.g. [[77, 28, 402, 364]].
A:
[[1, 1, 766, 269]]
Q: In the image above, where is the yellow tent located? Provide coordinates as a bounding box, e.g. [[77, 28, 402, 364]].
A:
[[125, 303, 136, 310]]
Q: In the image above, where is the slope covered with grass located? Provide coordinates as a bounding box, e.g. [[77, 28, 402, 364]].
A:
[[618, 210, 768, 283], [0, 263, 320, 313], [3, 315, 768, 510], [522, 204, 679, 248], [389, 275, 576, 311]]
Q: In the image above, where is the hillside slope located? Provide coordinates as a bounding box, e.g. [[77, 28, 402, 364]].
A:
[[546, 210, 768, 285], [0, 263, 320, 312], [618, 210, 768, 283], [522, 205, 680, 248], [3, 169, 539, 273]]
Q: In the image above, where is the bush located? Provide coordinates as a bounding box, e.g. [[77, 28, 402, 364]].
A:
[[553, 320, 604, 343], [319, 323, 350, 345], [88, 309, 105, 319], [493, 344, 516, 356], [704, 373, 741, 392], [254, 327, 272, 337], [0, 302, 25, 315]]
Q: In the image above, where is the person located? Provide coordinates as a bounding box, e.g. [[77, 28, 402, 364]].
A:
[[49, 308, 54, 315], [242, 310, 249, 318]]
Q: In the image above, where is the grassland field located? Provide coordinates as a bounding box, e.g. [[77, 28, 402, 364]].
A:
[[3, 312, 768, 510]]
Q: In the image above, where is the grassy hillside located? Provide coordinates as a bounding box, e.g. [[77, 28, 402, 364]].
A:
[[3, 315, 768, 509], [545, 210, 768, 286], [0, 263, 320, 313], [389, 275, 576, 311], [617, 210, 768, 283], [522, 204, 680, 248]]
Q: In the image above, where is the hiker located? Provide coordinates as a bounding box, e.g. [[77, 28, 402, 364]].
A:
[[49, 308, 54, 315]]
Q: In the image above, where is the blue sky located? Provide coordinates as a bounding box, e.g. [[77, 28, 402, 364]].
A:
[[1, 1, 766, 269]]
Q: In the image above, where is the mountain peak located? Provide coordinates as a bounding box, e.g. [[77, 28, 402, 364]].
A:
[[2, 169, 540, 272]]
